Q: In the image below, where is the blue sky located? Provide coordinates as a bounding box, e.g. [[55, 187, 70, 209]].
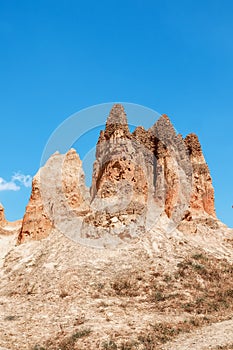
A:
[[0, 0, 233, 227]]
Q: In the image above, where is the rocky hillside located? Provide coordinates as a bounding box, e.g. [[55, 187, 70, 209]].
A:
[[0, 104, 233, 350]]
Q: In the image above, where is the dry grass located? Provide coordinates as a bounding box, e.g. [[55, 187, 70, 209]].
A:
[[141, 251, 233, 322], [33, 328, 91, 350], [107, 251, 233, 323], [36, 319, 204, 350], [31, 250, 233, 350], [101, 318, 206, 349]]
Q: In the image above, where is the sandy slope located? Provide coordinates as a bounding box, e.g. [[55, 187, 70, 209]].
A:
[[0, 226, 233, 349], [0, 233, 17, 268]]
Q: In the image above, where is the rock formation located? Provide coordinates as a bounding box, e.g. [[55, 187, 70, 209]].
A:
[[0, 203, 22, 236], [185, 133, 216, 217], [17, 171, 54, 243], [0, 203, 6, 226], [86, 104, 150, 241], [149, 114, 193, 222], [17, 104, 218, 244], [18, 149, 90, 243]]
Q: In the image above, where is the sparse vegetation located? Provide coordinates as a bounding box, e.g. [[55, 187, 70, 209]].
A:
[[138, 320, 198, 347], [138, 251, 233, 322], [100, 318, 206, 350], [33, 346, 46, 350], [22, 250, 233, 349], [41, 328, 92, 350], [4, 315, 18, 321], [110, 273, 140, 296], [102, 339, 138, 350], [102, 340, 118, 350], [94, 250, 233, 348], [192, 253, 207, 260]]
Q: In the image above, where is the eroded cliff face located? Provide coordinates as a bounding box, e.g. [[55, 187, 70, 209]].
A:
[[17, 104, 218, 244], [18, 149, 90, 244], [17, 172, 54, 243], [85, 104, 151, 240], [185, 133, 216, 217], [62, 149, 90, 214], [149, 115, 193, 223]]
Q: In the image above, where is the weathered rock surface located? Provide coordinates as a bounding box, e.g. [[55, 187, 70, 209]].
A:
[[87, 104, 150, 241], [18, 149, 90, 243], [149, 114, 193, 224], [185, 133, 216, 217], [177, 134, 216, 234], [17, 104, 219, 244], [17, 171, 54, 243]]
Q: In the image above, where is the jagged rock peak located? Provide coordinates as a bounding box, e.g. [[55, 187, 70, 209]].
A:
[[160, 113, 172, 123], [18, 148, 90, 244], [106, 104, 128, 125], [104, 103, 131, 140], [150, 113, 177, 143], [184, 133, 216, 218], [65, 148, 82, 164], [132, 126, 156, 152], [17, 170, 54, 243], [185, 133, 204, 158]]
